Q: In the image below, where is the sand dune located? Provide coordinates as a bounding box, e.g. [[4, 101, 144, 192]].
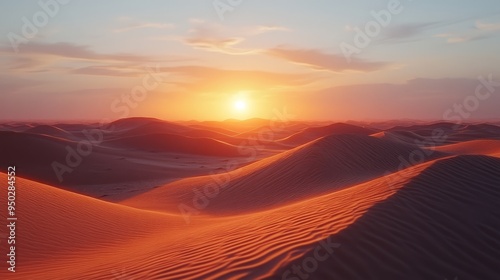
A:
[[185, 123, 239, 136], [195, 118, 274, 134], [387, 122, 460, 134], [107, 118, 283, 148], [2, 120, 500, 280], [433, 139, 500, 157], [24, 125, 76, 139], [0, 154, 430, 280], [0, 173, 186, 279], [0, 131, 230, 194], [279, 123, 377, 146], [109, 117, 190, 136], [384, 123, 500, 144], [7, 154, 499, 279], [371, 130, 430, 144], [104, 133, 242, 157], [123, 134, 445, 214], [232, 122, 306, 141], [279, 155, 500, 279]]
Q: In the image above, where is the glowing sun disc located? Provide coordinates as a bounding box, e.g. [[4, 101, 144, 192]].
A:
[[234, 100, 247, 111]]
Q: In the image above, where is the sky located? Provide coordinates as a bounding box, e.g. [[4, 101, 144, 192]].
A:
[[0, 0, 499, 121]]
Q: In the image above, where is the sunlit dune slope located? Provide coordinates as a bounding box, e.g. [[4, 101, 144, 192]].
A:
[[123, 134, 446, 214], [433, 139, 500, 157], [0, 172, 185, 278]]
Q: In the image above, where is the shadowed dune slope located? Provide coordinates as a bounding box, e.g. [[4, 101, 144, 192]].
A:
[[104, 133, 242, 157], [0, 131, 194, 187], [279, 123, 377, 146], [107, 118, 270, 146], [177, 128, 244, 145], [24, 125, 76, 139], [198, 118, 273, 134], [233, 122, 306, 140], [387, 122, 459, 133], [371, 130, 431, 144], [123, 134, 446, 214], [274, 155, 500, 280], [185, 123, 239, 136], [0, 131, 76, 166], [372, 123, 500, 147], [382, 123, 500, 145], [107, 117, 191, 139]]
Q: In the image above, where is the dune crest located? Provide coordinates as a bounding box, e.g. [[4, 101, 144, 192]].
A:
[[123, 134, 446, 214]]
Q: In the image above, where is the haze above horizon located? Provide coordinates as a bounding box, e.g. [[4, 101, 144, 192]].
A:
[[1, 0, 499, 121]]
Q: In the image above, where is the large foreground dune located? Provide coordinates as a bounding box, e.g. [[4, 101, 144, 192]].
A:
[[2, 154, 500, 279]]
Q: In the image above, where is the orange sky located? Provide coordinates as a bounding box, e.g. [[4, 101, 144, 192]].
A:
[[1, 1, 500, 121]]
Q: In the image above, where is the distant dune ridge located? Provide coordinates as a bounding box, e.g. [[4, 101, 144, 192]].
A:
[[1, 118, 500, 279], [278, 122, 377, 146], [104, 133, 241, 157]]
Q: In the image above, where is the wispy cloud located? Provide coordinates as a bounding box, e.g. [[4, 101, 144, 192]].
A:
[[114, 23, 174, 33], [379, 22, 436, 43], [266, 47, 388, 72], [70, 65, 143, 77], [0, 42, 153, 62], [476, 21, 500, 31], [182, 19, 259, 55], [253, 25, 290, 34], [112, 16, 174, 33], [434, 20, 500, 44], [157, 65, 320, 93], [434, 33, 487, 44]]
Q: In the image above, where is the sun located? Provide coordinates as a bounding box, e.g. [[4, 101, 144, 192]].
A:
[[234, 99, 247, 111]]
